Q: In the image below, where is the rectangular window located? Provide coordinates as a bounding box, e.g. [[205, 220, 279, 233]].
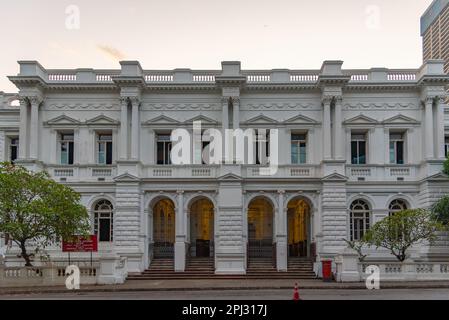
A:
[[445, 137, 449, 157], [59, 133, 74, 165], [97, 134, 113, 165], [389, 132, 404, 165], [256, 129, 270, 165], [291, 133, 307, 164], [9, 137, 19, 163], [351, 133, 367, 165], [157, 134, 172, 165]]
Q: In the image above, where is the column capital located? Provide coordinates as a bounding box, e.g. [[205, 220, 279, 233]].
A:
[[176, 190, 185, 195], [277, 190, 286, 195], [221, 96, 240, 104], [321, 95, 333, 105], [25, 95, 44, 106], [334, 96, 343, 105], [422, 96, 435, 106]]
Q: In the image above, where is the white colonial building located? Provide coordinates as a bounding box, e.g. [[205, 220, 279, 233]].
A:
[[1, 59, 449, 280]]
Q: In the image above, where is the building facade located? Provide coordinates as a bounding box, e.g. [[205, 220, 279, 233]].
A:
[[0, 59, 448, 276], [421, 0, 449, 73]]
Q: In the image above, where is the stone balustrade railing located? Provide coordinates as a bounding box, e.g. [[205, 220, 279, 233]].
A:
[[335, 248, 449, 282], [0, 254, 128, 287], [17, 65, 425, 85]]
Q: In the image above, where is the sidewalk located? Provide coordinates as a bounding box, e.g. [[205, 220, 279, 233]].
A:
[[2, 279, 449, 295]]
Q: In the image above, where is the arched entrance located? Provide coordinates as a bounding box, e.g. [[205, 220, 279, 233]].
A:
[[247, 198, 274, 259], [287, 198, 311, 258], [152, 198, 175, 258], [189, 198, 214, 258]]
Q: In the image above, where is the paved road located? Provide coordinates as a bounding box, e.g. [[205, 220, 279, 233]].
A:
[[1, 288, 449, 300]]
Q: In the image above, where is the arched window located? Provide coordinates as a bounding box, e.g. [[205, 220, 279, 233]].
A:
[[350, 200, 371, 241], [94, 200, 113, 242], [389, 199, 408, 216]]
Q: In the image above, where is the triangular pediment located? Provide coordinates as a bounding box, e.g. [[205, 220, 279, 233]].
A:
[[45, 115, 81, 126], [343, 114, 379, 125], [184, 115, 218, 125], [218, 173, 243, 181], [283, 114, 318, 125], [244, 114, 279, 125], [86, 114, 119, 125], [145, 115, 180, 125], [426, 172, 449, 181], [382, 114, 419, 125], [322, 172, 348, 182], [113, 172, 139, 182]]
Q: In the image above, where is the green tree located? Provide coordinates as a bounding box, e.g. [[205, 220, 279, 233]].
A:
[[432, 196, 449, 225], [363, 209, 444, 262], [443, 157, 449, 176], [0, 163, 90, 266]]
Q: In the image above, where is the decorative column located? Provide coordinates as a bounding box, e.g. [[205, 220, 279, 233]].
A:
[[120, 98, 128, 160], [222, 97, 229, 132], [276, 190, 287, 272], [333, 97, 343, 160], [29, 97, 41, 160], [436, 96, 446, 159], [175, 190, 186, 272], [18, 99, 28, 159], [424, 97, 434, 159], [322, 97, 332, 160], [232, 97, 240, 130], [130, 97, 140, 160]]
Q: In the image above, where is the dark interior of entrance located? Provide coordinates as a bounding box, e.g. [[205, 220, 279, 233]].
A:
[[287, 198, 310, 258]]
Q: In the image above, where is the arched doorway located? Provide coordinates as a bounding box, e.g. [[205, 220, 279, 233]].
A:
[[189, 198, 214, 258], [153, 198, 175, 258], [247, 198, 274, 259], [287, 198, 311, 258]]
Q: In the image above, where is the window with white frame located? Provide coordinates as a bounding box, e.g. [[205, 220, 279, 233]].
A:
[[97, 133, 113, 165], [59, 132, 74, 165], [389, 199, 408, 216], [9, 137, 19, 163], [350, 200, 371, 241], [93, 200, 113, 242], [255, 129, 270, 165], [445, 136, 449, 157], [157, 134, 172, 165], [351, 132, 367, 165], [291, 133, 307, 164], [389, 132, 405, 165]]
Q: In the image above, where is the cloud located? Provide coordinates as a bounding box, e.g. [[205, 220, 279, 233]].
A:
[[97, 45, 126, 61]]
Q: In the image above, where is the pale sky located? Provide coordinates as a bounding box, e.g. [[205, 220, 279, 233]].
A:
[[0, 0, 433, 93]]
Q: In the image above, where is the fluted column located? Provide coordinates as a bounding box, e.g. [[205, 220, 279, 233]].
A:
[[424, 97, 434, 159], [175, 190, 186, 272], [29, 97, 41, 160], [436, 96, 446, 159], [222, 97, 229, 132], [119, 98, 128, 160], [276, 190, 287, 271], [232, 97, 240, 130], [18, 99, 28, 159], [334, 97, 343, 160], [131, 97, 140, 160], [322, 97, 332, 160]]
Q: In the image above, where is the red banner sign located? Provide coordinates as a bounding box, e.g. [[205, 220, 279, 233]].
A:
[[62, 235, 98, 252]]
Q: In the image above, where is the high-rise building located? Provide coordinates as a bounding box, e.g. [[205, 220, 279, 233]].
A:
[[421, 0, 449, 73]]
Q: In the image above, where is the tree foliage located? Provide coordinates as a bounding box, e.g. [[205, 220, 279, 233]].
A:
[[342, 239, 367, 262], [443, 157, 449, 176], [431, 195, 449, 225], [0, 163, 90, 266], [363, 209, 444, 262]]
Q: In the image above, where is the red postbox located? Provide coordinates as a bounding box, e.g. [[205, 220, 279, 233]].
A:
[[322, 260, 333, 282]]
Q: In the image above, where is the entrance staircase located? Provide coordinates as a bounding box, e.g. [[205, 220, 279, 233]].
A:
[[127, 257, 316, 280]]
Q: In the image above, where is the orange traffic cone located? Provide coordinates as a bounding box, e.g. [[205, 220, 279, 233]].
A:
[[293, 282, 301, 301]]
